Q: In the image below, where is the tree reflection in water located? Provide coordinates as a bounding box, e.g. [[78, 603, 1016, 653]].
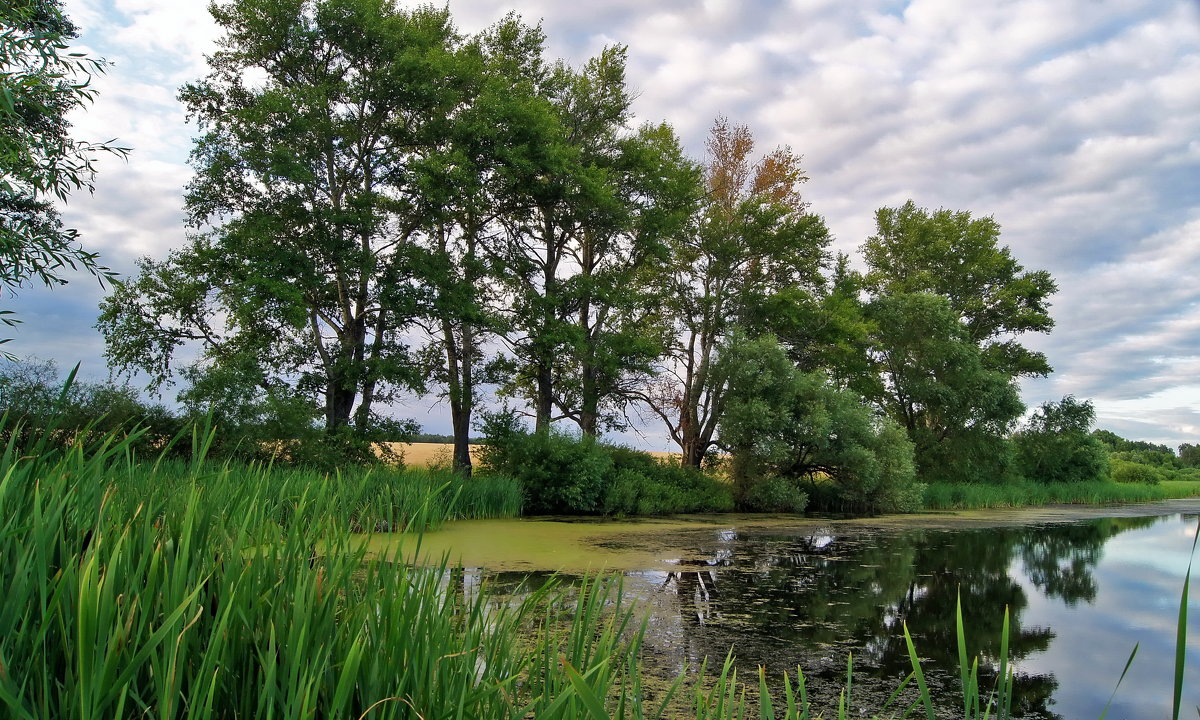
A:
[[640, 516, 1156, 718], [460, 515, 1164, 718]]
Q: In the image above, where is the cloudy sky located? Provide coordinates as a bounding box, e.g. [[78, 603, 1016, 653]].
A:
[[9, 0, 1200, 449]]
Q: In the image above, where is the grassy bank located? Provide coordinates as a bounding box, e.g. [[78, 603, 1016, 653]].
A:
[[923, 479, 1200, 510]]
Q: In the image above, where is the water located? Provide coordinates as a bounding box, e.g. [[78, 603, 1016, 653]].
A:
[[373, 501, 1200, 718]]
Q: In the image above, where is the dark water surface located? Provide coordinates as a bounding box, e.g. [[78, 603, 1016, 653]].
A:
[[379, 501, 1200, 718]]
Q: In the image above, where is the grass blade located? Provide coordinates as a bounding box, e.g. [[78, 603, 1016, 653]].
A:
[[1173, 519, 1200, 720], [902, 623, 936, 720], [1098, 643, 1138, 720]]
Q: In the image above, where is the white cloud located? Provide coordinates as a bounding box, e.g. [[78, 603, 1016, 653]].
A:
[[11, 0, 1200, 447]]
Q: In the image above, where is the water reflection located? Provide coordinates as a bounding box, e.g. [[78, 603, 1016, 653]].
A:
[[467, 513, 1200, 718]]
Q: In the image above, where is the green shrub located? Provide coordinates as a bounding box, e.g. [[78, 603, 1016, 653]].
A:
[[1110, 459, 1163, 485], [718, 334, 922, 513], [479, 413, 732, 516], [1014, 397, 1110, 483], [742, 476, 809, 513], [603, 446, 733, 515]]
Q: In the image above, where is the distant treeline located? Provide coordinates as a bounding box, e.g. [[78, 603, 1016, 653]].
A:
[[408, 434, 481, 445]]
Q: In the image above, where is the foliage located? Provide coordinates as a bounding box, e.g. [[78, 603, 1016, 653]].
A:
[[0, 419, 645, 720], [1, 411, 1196, 718], [478, 410, 732, 515], [483, 423, 613, 514], [1099, 429, 1171, 458], [485, 43, 701, 437], [641, 117, 831, 467], [0, 0, 126, 349], [601, 445, 734, 515], [0, 357, 181, 452], [718, 334, 922, 513], [1109, 459, 1163, 485], [1014, 396, 1109, 484], [1180, 443, 1200, 468], [0, 358, 420, 470], [858, 292, 1025, 484], [862, 200, 1057, 378], [98, 0, 468, 436], [740, 475, 809, 513], [923, 480, 1172, 509]]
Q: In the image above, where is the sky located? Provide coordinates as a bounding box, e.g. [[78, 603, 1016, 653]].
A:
[[7, 0, 1200, 450]]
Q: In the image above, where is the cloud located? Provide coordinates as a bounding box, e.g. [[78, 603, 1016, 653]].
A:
[[11, 0, 1200, 447]]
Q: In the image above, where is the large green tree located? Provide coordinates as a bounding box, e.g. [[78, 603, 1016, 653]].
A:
[[488, 45, 697, 436], [99, 0, 463, 437], [859, 292, 1025, 483], [1, 0, 125, 349], [408, 15, 554, 472], [639, 118, 830, 467], [863, 200, 1057, 377], [857, 202, 1056, 482], [551, 121, 699, 436]]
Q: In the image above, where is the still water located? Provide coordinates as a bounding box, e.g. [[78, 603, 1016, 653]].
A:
[[376, 501, 1200, 719]]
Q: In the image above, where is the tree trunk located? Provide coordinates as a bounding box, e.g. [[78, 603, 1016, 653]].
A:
[[579, 365, 599, 436], [443, 314, 475, 476], [534, 366, 553, 432]]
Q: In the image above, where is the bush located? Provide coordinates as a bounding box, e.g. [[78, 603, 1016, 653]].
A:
[[718, 334, 923, 513], [914, 430, 1020, 485], [0, 358, 184, 455], [478, 412, 732, 516], [742, 476, 809, 513], [1110, 459, 1163, 485], [603, 446, 733, 515], [1014, 397, 1109, 484]]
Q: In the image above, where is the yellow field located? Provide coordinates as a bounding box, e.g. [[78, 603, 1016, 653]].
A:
[[388, 442, 681, 468]]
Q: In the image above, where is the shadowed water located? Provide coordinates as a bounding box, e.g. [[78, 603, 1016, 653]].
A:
[[370, 501, 1200, 718]]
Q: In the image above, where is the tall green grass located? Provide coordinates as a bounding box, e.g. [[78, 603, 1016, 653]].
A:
[[923, 480, 1178, 510], [0, 416, 630, 719]]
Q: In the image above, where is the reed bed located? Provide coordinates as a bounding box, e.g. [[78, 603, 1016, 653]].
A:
[[0, 417, 637, 719], [922, 480, 1180, 510]]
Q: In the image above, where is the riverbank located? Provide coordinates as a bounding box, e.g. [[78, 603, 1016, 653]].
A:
[[372, 497, 1200, 574], [6, 422, 1196, 718], [398, 441, 1200, 515], [377, 500, 1200, 718], [923, 478, 1200, 509]]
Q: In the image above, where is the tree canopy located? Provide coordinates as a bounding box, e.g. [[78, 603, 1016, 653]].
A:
[[1, 0, 126, 350], [100, 0, 466, 440], [71, 0, 1131, 495]]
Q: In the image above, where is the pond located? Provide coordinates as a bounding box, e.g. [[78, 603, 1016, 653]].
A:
[[369, 500, 1200, 719]]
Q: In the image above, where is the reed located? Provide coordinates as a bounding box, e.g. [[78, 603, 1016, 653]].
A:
[[922, 480, 1174, 510], [0, 415, 635, 719]]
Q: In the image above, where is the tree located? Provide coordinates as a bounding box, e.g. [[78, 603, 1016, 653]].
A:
[[1014, 396, 1109, 483], [551, 121, 699, 436], [640, 117, 831, 467], [99, 0, 461, 440], [407, 15, 553, 473], [863, 200, 1057, 378], [1180, 443, 1200, 468], [856, 201, 1056, 483], [485, 44, 628, 433], [485, 45, 698, 437], [858, 292, 1025, 483], [717, 334, 921, 513], [1, 0, 126, 349]]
